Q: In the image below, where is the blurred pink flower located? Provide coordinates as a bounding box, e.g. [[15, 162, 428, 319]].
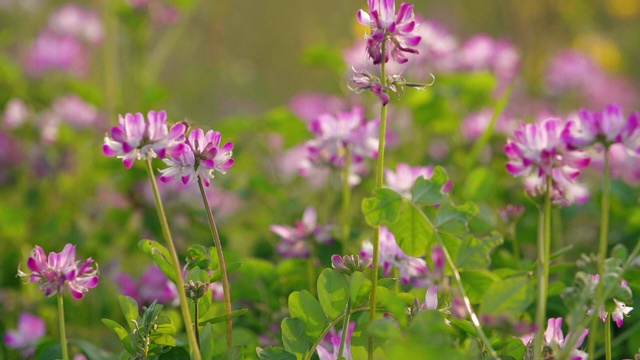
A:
[[288, 93, 346, 123], [317, 322, 355, 360], [52, 95, 102, 128], [520, 317, 589, 360], [2, 98, 29, 128], [24, 30, 89, 77], [48, 4, 104, 45], [116, 264, 178, 307], [270, 207, 333, 258], [4, 313, 46, 357]]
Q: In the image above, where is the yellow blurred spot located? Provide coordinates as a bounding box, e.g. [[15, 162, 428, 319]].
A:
[[573, 34, 622, 72], [606, 0, 640, 18]]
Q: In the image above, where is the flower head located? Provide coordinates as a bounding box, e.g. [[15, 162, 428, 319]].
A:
[[270, 207, 333, 258], [18, 244, 99, 299], [159, 127, 234, 186], [317, 322, 355, 360], [116, 264, 178, 307], [331, 254, 372, 275], [520, 317, 589, 360], [4, 313, 46, 357], [562, 104, 640, 149], [357, 0, 421, 65], [103, 110, 187, 169]]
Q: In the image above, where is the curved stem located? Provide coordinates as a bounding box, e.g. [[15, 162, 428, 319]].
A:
[[57, 293, 69, 360], [533, 175, 552, 360], [588, 147, 611, 358], [197, 176, 233, 349], [368, 38, 388, 360], [145, 159, 202, 360], [337, 299, 353, 359], [341, 146, 352, 252]]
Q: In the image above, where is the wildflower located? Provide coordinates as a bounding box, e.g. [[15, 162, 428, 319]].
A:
[[421, 284, 438, 310], [357, 0, 421, 65], [48, 4, 104, 45], [521, 317, 589, 360], [24, 30, 89, 77], [116, 264, 178, 307], [563, 104, 640, 149], [51, 95, 101, 128], [385, 163, 449, 199], [331, 254, 372, 275], [2, 98, 29, 128], [590, 275, 634, 328], [158, 127, 234, 186], [317, 322, 355, 360], [350, 70, 392, 105], [103, 110, 187, 169], [361, 227, 429, 285], [288, 93, 346, 123], [270, 207, 333, 258], [18, 244, 99, 299], [4, 313, 46, 357]]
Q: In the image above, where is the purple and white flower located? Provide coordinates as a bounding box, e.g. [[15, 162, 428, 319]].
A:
[[158, 127, 234, 187], [4, 313, 46, 357], [18, 244, 99, 299], [270, 207, 333, 258], [103, 110, 187, 169], [116, 264, 178, 307], [520, 317, 589, 360], [317, 322, 355, 360]]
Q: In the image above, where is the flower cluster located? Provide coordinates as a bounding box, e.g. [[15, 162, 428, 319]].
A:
[[159, 128, 234, 187], [520, 317, 589, 360], [299, 107, 379, 186], [357, 0, 421, 65], [361, 227, 431, 285], [317, 322, 355, 360], [563, 103, 640, 150], [270, 207, 333, 258], [116, 264, 178, 307], [331, 254, 372, 275], [18, 244, 99, 299], [505, 117, 591, 206], [103, 110, 188, 168], [4, 313, 46, 357], [590, 275, 634, 328]]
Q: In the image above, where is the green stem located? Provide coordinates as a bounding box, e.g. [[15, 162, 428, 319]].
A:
[[304, 306, 369, 360], [57, 293, 69, 360], [145, 159, 202, 360], [197, 176, 234, 349], [605, 313, 612, 360], [533, 175, 552, 360], [337, 299, 353, 360], [588, 147, 611, 358], [194, 299, 200, 348], [307, 256, 316, 296], [368, 38, 388, 360], [341, 146, 352, 252]]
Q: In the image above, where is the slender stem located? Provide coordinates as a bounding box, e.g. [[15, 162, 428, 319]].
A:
[[588, 146, 611, 358], [194, 299, 200, 347], [197, 176, 233, 349], [341, 146, 352, 252], [304, 306, 370, 360], [57, 293, 69, 360], [307, 256, 316, 296], [337, 299, 352, 359], [368, 38, 388, 360], [605, 313, 612, 360], [145, 159, 202, 360], [533, 175, 552, 360]]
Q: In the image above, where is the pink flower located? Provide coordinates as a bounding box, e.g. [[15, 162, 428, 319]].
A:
[[115, 264, 178, 307], [421, 285, 438, 310], [24, 30, 89, 77], [288, 93, 346, 123], [103, 110, 187, 168], [48, 4, 104, 45], [18, 244, 99, 299], [4, 313, 46, 357], [270, 207, 333, 258], [563, 104, 640, 148], [2, 98, 29, 128], [385, 163, 435, 199], [357, 0, 421, 64], [52, 95, 101, 128], [159, 128, 234, 186], [317, 322, 355, 360], [520, 317, 589, 360]]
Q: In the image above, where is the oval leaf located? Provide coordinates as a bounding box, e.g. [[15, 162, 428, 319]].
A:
[[317, 269, 349, 320]]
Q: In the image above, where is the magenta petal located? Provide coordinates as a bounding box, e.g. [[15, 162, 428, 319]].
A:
[[123, 157, 135, 169], [109, 126, 126, 142], [103, 144, 119, 156]]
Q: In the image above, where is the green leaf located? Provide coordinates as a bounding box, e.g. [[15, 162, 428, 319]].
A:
[[412, 167, 449, 206], [459, 269, 500, 303], [317, 269, 350, 320], [368, 318, 402, 340], [479, 275, 534, 315], [388, 202, 434, 257], [281, 318, 311, 360], [435, 202, 478, 236], [456, 233, 503, 269], [349, 272, 371, 305], [210, 262, 242, 283], [117, 295, 139, 332], [377, 278, 398, 290], [288, 290, 328, 339], [499, 336, 527, 359], [154, 314, 176, 335], [224, 345, 244, 360], [101, 318, 129, 341], [71, 339, 112, 360], [375, 287, 408, 326], [199, 309, 248, 326], [362, 189, 403, 227], [256, 347, 297, 360], [138, 239, 178, 284], [186, 244, 210, 270], [199, 323, 215, 360]]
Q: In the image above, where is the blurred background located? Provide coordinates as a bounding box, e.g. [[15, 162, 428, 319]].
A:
[[0, 0, 639, 358]]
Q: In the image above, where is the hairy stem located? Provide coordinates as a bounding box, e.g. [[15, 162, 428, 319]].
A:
[[533, 175, 552, 360], [342, 146, 352, 252], [145, 159, 202, 360], [57, 293, 69, 360], [197, 176, 233, 349], [368, 38, 388, 360]]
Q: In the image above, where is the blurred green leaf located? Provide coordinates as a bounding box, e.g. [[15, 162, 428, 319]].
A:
[[479, 275, 533, 315], [288, 290, 328, 338], [461, 167, 497, 201], [117, 295, 139, 332], [198, 309, 248, 326], [362, 188, 403, 227], [186, 244, 210, 270], [199, 323, 215, 360], [138, 239, 178, 284], [412, 167, 449, 206], [435, 202, 478, 236], [281, 317, 311, 360], [389, 201, 434, 257], [459, 269, 500, 303], [257, 347, 297, 360], [317, 268, 350, 320], [456, 233, 503, 269]]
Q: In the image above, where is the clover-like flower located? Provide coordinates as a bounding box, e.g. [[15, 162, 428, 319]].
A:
[[103, 110, 187, 168], [159, 127, 234, 187], [563, 104, 640, 149], [357, 0, 421, 65], [18, 244, 99, 299], [317, 322, 355, 360], [4, 313, 46, 358], [270, 207, 333, 258], [331, 254, 372, 275], [520, 317, 589, 360]]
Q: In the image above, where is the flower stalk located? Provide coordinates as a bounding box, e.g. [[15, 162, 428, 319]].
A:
[[57, 293, 69, 360], [197, 176, 233, 348], [342, 145, 352, 251], [533, 175, 552, 360], [337, 298, 352, 360], [145, 158, 202, 360]]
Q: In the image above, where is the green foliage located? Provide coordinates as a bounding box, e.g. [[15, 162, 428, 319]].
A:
[[317, 268, 350, 321], [138, 239, 178, 284], [479, 275, 534, 315], [388, 201, 434, 257], [412, 167, 450, 206], [281, 317, 311, 360], [287, 290, 328, 339], [257, 347, 297, 360], [362, 188, 403, 227]]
